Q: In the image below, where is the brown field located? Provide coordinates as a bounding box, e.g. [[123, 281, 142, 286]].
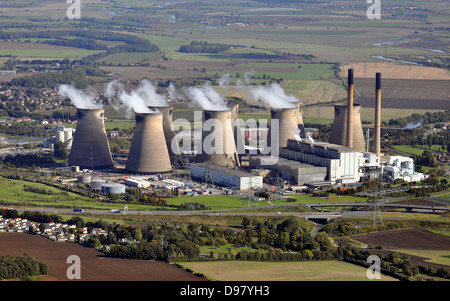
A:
[[0, 233, 206, 281], [339, 62, 450, 80], [350, 229, 450, 273], [351, 78, 450, 110], [351, 229, 450, 250]]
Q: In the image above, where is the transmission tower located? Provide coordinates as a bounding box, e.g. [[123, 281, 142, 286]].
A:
[[204, 163, 214, 186], [369, 169, 384, 225]]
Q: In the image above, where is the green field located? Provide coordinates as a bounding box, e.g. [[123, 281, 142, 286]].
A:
[[392, 249, 450, 266], [391, 145, 444, 156], [177, 260, 397, 281], [167, 195, 270, 210]]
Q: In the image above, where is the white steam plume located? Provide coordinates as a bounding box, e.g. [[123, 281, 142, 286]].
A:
[[244, 70, 254, 85], [104, 80, 154, 119], [218, 73, 231, 88], [135, 79, 169, 107], [167, 83, 177, 101], [58, 84, 103, 109], [185, 82, 229, 111], [247, 82, 298, 109]]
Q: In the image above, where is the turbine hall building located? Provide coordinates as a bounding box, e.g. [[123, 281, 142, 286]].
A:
[[190, 163, 263, 191]]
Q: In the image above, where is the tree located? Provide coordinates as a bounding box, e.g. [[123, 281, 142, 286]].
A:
[[53, 141, 67, 159]]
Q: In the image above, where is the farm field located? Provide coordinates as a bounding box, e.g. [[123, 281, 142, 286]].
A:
[[350, 229, 450, 274], [177, 260, 398, 281], [339, 62, 450, 80], [391, 144, 444, 156], [0, 232, 204, 281]]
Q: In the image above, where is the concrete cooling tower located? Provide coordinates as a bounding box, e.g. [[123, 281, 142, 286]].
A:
[[68, 108, 114, 169], [227, 103, 245, 154], [292, 101, 306, 138], [329, 103, 366, 152], [264, 106, 299, 154], [195, 109, 240, 168], [147, 104, 179, 163], [126, 112, 172, 173]]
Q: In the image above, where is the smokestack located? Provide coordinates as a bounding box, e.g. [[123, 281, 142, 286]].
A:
[[265, 106, 299, 154], [147, 104, 179, 164], [68, 108, 114, 169], [329, 103, 366, 152], [374, 72, 381, 159], [195, 109, 240, 168], [126, 112, 172, 173], [347, 68, 354, 148]]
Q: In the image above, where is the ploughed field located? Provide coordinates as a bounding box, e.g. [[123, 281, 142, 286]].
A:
[[0, 233, 206, 281], [350, 229, 450, 273]]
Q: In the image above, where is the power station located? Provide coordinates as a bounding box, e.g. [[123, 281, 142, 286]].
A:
[[62, 69, 407, 191], [68, 108, 114, 170]]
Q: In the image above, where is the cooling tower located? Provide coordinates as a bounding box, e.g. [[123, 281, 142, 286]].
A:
[[147, 104, 179, 163], [329, 103, 366, 152], [291, 101, 306, 138], [347, 69, 354, 148], [126, 112, 172, 173], [195, 109, 240, 168], [374, 72, 382, 159], [264, 106, 299, 154], [227, 103, 245, 154], [68, 108, 114, 169]]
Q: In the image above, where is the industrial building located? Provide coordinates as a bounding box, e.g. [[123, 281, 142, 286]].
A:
[[43, 126, 74, 150], [125, 177, 151, 188], [383, 156, 424, 182], [190, 163, 263, 191], [68, 108, 114, 170], [249, 156, 327, 184], [250, 139, 379, 185]]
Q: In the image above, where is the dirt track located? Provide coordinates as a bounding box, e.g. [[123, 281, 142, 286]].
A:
[[0, 233, 206, 281]]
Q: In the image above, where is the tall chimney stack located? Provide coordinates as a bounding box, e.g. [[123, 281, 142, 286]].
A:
[[347, 68, 354, 148], [374, 72, 381, 159]]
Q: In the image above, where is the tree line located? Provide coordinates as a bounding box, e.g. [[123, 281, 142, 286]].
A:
[[0, 254, 48, 280], [179, 41, 230, 53]]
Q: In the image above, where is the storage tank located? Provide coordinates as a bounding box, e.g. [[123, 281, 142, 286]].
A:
[[101, 183, 126, 194], [126, 112, 172, 173], [90, 179, 107, 190], [68, 108, 114, 169], [77, 174, 92, 184], [195, 109, 240, 168]]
